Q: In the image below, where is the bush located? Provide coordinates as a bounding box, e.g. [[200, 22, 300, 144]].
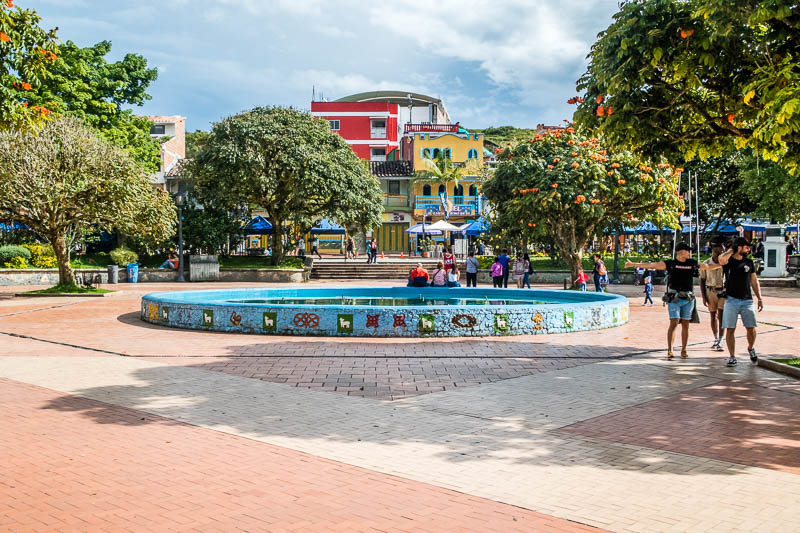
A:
[[110, 247, 139, 266], [0, 245, 32, 265], [21, 243, 56, 268], [3, 256, 29, 269], [477, 256, 494, 270]]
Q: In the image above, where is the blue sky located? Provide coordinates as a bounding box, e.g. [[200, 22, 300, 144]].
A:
[[33, 0, 620, 132]]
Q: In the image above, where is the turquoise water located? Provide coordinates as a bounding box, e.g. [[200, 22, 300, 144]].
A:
[[228, 297, 550, 307]]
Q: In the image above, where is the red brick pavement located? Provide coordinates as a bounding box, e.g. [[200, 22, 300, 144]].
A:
[[0, 378, 602, 532], [561, 381, 800, 474]]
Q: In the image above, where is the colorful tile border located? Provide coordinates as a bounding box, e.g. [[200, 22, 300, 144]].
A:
[[141, 287, 629, 338]]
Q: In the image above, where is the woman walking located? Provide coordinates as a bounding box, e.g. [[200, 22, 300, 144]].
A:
[[512, 252, 526, 288], [522, 253, 532, 288]]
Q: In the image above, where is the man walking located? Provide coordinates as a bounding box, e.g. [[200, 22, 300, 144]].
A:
[[310, 236, 322, 260], [718, 237, 764, 366], [626, 243, 721, 359], [498, 249, 511, 288], [700, 240, 726, 351]]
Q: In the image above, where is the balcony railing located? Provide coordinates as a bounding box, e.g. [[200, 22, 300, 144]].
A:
[[383, 194, 410, 208], [414, 195, 478, 209], [404, 123, 461, 134]]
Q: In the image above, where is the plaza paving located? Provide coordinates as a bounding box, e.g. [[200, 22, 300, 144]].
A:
[[1, 280, 799, 532]]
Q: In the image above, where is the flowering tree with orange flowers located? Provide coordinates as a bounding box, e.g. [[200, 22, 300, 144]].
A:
[[0, 1, 59, 128], [482, 126, 684, 285]]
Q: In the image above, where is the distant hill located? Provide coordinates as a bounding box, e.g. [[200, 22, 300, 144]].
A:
[[470, 126, 542, 147]]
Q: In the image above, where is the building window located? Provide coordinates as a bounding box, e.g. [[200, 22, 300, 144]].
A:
[[444, 148, 452, 159], [150, 124, 166, 135], [467, 148, 478, 159], [453, 184, 464, 197], [422, 184, 432, 196], [421, 148, 432, 159], [469, 185, 478, 196], [370, 148, 386, 161], [328, 120, 340, 130], [370, 119, 386, 138], [438, 184, 445, 195], [432, 148, 441, 159], [388, 181, 400, 195]]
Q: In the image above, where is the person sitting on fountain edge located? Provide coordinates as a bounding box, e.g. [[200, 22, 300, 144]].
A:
[[407, 263, 430, 287]]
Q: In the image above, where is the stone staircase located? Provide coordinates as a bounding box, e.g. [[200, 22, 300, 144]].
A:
[[310, 260, 442, 280]]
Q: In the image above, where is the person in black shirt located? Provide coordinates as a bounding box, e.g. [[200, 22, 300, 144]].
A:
[[718, 237, 763, 366], [626, 243, 722, 359]]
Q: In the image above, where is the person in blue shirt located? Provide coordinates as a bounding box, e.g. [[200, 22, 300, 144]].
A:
[[498, 249, 511, 288], [643, 274, 654, 306]]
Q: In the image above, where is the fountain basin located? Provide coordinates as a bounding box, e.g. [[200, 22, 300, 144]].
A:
[[141, 287, 628, 337]]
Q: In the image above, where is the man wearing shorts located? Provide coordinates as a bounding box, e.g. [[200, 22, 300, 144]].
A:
[[626, 243, 721, 359], [718, 237, 763, 366], [700, 240, 726, 351]]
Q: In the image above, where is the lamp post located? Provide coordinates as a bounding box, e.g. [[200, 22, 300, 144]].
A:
[[175, 193, 186, 282]]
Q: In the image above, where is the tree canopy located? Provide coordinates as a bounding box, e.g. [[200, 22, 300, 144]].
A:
[[188, 106, 383, 264], [0, 1, 58, 128], [576, 0, 800, 174], [482, 127, 683, 282], [0, 117, 175, 285], [23, 40, 161, 170]]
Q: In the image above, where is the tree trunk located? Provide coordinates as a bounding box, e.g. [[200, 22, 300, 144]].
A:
[[270, 213, 283, 266], [50, 232, 75, 286]]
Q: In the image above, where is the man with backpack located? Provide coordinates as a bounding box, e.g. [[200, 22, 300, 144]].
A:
[[592, 253, 607, 292]]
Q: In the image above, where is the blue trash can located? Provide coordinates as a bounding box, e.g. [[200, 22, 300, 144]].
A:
[[126, 263, 139, 283]]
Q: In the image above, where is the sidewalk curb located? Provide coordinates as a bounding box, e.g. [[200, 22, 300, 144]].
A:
[[758, 358, 800, 379]]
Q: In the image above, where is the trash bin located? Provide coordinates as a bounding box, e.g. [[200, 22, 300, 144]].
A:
[[107, 265, 119, 284], [126, 263, 139, 283]]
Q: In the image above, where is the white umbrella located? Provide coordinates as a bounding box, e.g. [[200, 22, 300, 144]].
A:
[[405, 224, 442, 235], [427, 220, 463, 232]]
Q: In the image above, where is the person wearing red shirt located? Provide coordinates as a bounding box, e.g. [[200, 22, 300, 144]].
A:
[[407, 263, 430, 287]]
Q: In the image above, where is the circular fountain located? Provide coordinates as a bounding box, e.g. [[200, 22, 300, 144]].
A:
[[141, 287, 628, 337]]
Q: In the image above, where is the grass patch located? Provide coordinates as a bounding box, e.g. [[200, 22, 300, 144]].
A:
[[25, 284, 114, 295], [776, 359, 800, 368]]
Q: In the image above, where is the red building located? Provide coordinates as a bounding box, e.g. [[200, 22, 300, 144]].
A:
[[311, 101, 399, 161]]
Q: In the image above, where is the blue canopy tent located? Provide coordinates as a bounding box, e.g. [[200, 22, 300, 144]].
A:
[[459, 217, 490, 236], [242, 216, 273, 234], [311, 218, 346, 235], [681, 222, 739, 235], [0, 221, 27, 232]]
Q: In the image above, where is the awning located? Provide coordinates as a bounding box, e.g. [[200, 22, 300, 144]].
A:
[[242, 216, 273, 235], [311, 218, 346, 235], [405, 224, 443, 235]]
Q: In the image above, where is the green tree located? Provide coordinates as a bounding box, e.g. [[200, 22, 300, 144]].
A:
[[188, 106, 383, 265], [482, 127, 683, 283], [0, 117, 175, 286], [185, 129, 211, 159], [0, 1, 58, 128], [575, 0, 800, 174], [23, 40, 161, 170]]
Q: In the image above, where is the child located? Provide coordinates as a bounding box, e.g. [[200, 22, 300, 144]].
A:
[[490, 256, 504, 288], [574, 269, 589, 291], [643, 274, 654, 306]]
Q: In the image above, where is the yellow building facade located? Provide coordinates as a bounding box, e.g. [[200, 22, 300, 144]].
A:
[[410, 132, 485, 223]]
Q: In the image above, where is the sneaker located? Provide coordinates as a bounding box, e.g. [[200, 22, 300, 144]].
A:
[[711, 339, 720, 350], [714, 340, 725, 352], [681, 350, 689, 359], [726, 356, 738, 366], [667, 350, 674, 360], [749, 348, 758, 363]]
